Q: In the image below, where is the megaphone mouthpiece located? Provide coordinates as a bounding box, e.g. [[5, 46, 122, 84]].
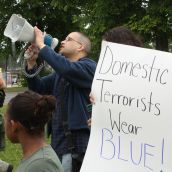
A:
[[44, 34, 59, 49], [51, 38, 59, 49]]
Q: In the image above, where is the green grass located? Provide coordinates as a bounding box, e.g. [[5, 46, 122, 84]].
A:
[[5, 87, 27, 93], [0, 105, 22, 172], [0, 105, 6, 114], [0, 139, 22, 172]]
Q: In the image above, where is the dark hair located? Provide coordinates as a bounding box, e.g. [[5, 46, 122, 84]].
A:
[[7, 90, 56, 135], [0, 89, 5, 107], [103, 26, 143, 47]]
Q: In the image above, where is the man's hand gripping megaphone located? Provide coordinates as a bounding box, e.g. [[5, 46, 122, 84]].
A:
[[24, 26, 58, 74], [24, 43, 39, 70], [25, 26, 53, 61]]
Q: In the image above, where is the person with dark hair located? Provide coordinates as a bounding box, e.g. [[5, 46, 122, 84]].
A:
[[102, 26, 143, 47], [4, 90, 64, 172], [87, 26, 143, 127], [25, 27, 96, 172]]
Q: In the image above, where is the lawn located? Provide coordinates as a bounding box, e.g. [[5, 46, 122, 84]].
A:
[[5, 86, 27, 93], [0, 138, 22, 172], [0, 105, 22, 172]]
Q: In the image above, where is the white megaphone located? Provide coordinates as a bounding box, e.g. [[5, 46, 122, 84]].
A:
[[3, 14, 59, 78], [4, 14, 34, 42], [4, 14, 58, 48]]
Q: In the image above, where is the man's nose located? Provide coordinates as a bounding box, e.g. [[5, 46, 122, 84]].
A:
[[61, 39, 67, 44]]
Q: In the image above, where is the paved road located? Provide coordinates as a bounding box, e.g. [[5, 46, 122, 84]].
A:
[[4, 92, 20, 104]]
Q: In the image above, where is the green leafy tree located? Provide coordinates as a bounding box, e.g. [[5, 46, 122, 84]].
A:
[[0, 0, 82, 85], [0, 0, 82, 60], [72, 0, 145, 60], [128, 0, 172, 51], [1, 0, 171, 64]]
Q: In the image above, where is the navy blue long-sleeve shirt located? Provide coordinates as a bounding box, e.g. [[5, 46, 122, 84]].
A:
[[27, 46, 96, 155]]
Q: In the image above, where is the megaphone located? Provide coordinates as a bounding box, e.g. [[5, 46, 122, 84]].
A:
[[4, 14, 34, 42], [4, 14, 59, 78], [4, 14, 59, 48]]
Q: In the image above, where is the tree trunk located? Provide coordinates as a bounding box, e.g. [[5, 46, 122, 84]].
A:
[[155, 30, 169, 52]]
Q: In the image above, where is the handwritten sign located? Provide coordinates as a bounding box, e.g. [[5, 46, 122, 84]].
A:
[[81, 41, 172, 172]]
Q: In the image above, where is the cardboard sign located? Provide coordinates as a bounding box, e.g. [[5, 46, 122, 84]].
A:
[[81, 41, 172, 172]]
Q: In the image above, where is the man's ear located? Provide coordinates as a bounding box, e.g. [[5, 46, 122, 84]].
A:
[[77, 44, 85, 52]]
